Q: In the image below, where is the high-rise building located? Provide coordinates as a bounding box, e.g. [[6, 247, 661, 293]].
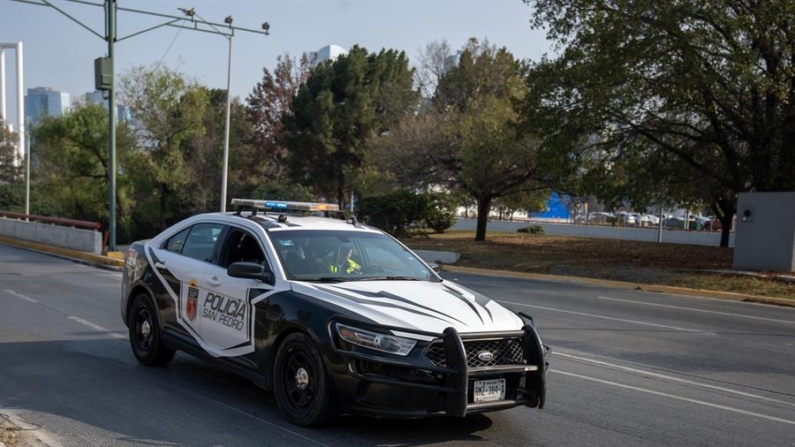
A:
[[24, 87, 70, 125], [308, 44, 347, 69], [84, 91, 132, 122]]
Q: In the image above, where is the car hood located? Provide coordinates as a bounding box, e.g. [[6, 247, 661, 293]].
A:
[[291, 279, 524, 335]]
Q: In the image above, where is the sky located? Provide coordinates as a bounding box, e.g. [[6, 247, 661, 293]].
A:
[[0, 0, 552, 129]]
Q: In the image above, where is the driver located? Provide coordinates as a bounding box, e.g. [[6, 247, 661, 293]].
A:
[[326, 243, 361, 275]]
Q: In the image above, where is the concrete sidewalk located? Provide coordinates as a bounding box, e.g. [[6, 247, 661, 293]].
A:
[[0, 236, 124, 270]]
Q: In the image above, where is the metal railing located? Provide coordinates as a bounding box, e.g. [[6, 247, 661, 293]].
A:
[[0, 211, 101, 230]]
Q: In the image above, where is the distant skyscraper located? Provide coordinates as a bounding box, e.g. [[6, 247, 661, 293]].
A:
[[24, 87, 70, 125], [308, 44, 347, 69], [443, 50, 464, 73], [84, 91, 132, 122]]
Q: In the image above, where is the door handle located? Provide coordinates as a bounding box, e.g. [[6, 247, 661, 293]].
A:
[[205, 277, 221, 287], [154, 261, 166, 269]]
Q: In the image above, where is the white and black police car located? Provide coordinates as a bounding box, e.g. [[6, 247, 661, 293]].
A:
[[121, 199, 549, 426]]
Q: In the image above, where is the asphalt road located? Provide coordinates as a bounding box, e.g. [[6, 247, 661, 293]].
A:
[[1, 244, 793, 447]]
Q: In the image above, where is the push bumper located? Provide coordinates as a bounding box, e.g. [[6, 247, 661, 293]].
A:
[[329, 318, 550, 417]]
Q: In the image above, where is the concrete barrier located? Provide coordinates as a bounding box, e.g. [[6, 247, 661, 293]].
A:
[[0, 217, 102, 254], [413, 249, 461, 265], [453, 218, 735, 247]]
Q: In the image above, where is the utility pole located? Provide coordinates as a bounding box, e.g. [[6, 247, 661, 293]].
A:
[[106, 0, 118, 251], [10, 0, 270, 251]]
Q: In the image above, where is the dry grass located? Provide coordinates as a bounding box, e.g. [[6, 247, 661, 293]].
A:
[[403, 230, 795, 301]]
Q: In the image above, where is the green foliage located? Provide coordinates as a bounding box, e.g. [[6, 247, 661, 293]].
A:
[[251, 179, 316, 203], [375, 38, 548, 241], [521, 0, 795, 246], [357, 190, 458, 236], [120, 65, 210, 235], [517, 225, 545, 235], [425, 192, 458, 233], [0, 120, 23, 211], [357, 190, 430, 237], [30, 103, 136, 228], [246, 53, 312, 187], [283, 46, 420, 205]]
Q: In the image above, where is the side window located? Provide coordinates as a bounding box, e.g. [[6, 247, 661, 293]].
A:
[[181, 223, 225, 263], [220, 228, 268, 268], [165, 227, 190, 254]]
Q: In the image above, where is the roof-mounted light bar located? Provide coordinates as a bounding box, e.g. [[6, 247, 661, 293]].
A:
[[231, 198, 340, 213]]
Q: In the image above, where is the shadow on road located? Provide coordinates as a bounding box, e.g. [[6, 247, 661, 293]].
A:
[[0, 338, 506, 447]]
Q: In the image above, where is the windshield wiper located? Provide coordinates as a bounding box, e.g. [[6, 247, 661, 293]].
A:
[[311, 277, 350, 283], [356, 276, 420, 281]]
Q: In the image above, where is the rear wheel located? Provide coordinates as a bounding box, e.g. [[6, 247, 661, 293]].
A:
[[128, 294, 175, 366], [273, 332, 334, 426]]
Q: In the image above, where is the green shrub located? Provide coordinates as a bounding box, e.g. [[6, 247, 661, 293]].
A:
[[357, 190, 430, 237], [357, 190, 458, 236], [517, 225, 545, 235], [424, 192, 458, 234]]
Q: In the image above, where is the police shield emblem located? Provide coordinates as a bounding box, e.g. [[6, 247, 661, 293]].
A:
[[187, 284, 199, 321]]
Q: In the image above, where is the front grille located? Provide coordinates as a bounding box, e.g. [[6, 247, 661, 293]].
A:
[[424, 338, 524, 368]]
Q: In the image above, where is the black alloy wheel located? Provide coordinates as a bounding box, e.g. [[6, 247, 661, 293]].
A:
[[128, 294, 175, 366], [274, 332, 334, 426]]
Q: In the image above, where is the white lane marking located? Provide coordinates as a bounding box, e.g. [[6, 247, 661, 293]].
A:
[[5, 289, 39, 303], [597, 296, 795, 325], [501, 301, 702, 332], [555, 370, 795, 426], [67, 316, 126, 340], [555, 351, 795, 408]]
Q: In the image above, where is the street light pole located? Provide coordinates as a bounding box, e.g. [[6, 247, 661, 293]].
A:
[[220, 33, 233, 212], [106, 0, 118, 251], [25, 130, 30, 216]]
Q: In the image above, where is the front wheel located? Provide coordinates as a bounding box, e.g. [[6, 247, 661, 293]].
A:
[[128, 294, 175, 366], [273, 332, 334, 426]]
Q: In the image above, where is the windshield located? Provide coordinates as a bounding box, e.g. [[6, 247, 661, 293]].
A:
[[269, 230, 438, 282]]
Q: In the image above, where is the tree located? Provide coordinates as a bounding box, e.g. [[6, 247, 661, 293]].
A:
[[0, 120, 22, 210], [282, 46, 419, 206], [30, 103, 136, 229], [245, 53, 313, 200], [521, 0, 795, 246], [120, 65, 209, 234], [375, 39, 549, 241], [246, 53, 311, 184]]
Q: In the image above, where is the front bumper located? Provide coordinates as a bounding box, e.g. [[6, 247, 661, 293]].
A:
[[328, 318, 550, 418]]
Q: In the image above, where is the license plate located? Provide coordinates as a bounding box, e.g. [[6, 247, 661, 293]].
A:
[[473, 379, 506, 403]]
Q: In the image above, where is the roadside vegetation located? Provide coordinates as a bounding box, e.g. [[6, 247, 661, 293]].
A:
[[1, 1, 795, 257], [403, 231, 795, 302]]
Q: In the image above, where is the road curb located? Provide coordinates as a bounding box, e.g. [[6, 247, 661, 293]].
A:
[[0, 236, 124, 270], [0, 411, 61, 447], [441, 265, 795, 308]]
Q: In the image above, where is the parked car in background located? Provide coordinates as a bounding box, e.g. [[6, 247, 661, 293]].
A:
[[690, 216, 710, 230], [587, 212, 614, 224], [638, 214, 660, 226], [663, 216, 685, 229], [704, 218, 723, 231], [615, 212, 637, 225]]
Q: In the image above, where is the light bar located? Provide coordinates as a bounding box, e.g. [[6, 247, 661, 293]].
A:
[[231, 198, 340, 212]]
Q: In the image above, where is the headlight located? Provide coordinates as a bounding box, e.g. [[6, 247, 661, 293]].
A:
[[335, 323, 417, 356]]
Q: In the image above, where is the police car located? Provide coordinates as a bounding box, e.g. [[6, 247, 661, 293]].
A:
[[121, 199, 549, 426]]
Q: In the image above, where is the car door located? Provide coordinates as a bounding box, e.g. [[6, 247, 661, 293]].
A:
[[192, 225, 277, 358], [149, 222, 227, 343]]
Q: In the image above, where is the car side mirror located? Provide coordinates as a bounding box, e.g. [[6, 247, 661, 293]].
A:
[[228, 262, 274, 285], [429, 262, 442, 274]]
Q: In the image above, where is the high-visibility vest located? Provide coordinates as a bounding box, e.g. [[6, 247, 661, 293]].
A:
[[327, 258, 360, 274]]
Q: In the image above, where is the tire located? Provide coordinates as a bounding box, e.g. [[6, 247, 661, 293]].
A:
[[128, 293, 175, 366], [273, 332, 334, 426]]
